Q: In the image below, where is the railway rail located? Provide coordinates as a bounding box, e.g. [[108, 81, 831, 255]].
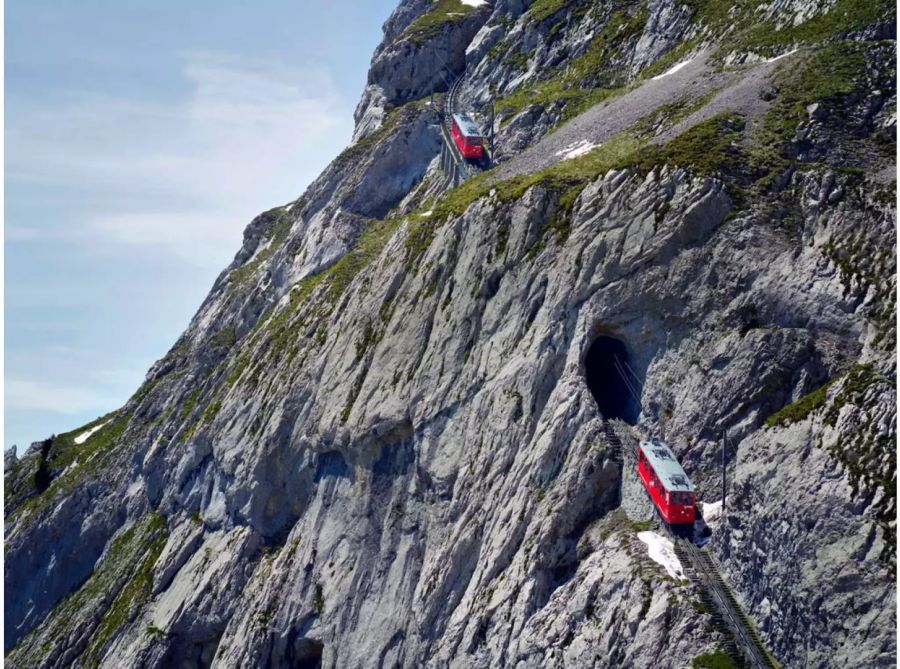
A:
[[603, 419, 780, 669], [675, 540, 781, 669]]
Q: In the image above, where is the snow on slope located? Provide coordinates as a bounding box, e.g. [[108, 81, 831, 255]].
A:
[[702, 500, 723, 527], [652, 58, 693, 81], [637, 531, 686, 580], [74, 421, 109, 445], [556, 139, 599, 160], [766, 48, 799, 63]]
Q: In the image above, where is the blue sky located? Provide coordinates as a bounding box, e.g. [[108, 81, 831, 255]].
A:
[[6, 0, 399, 452]]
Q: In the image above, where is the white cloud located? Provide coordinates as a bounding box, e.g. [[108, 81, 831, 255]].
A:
[[6, 51, 353, 266], [6, 378, 124, 415]]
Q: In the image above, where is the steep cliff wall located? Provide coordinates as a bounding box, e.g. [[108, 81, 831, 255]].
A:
[[5, 1, 896, 667]]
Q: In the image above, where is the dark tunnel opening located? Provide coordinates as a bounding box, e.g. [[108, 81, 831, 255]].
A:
[[289, 638, 324, 669], [585, 335, 641, 425]]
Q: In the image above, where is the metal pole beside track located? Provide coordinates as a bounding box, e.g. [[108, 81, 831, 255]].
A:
[[722, 429, 727, 511], [490, 100, 495, 160]]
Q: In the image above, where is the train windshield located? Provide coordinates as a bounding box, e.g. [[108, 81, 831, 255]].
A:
[[672, 492, 693, 506], [453, 114, 482, 139]]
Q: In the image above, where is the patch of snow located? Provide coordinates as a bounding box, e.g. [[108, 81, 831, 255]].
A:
[[637, 531, 686, 580], [421, 210, 433, 217], [460, 0, 488, 6], [284, 202, 294, 212], [651, 58, 694, 81], [556, 139, 599, 160], [702, 500, 723, 525], [74, 421, 110, 445], [127, 478, 144, 498], [765, 48, 799, 64]]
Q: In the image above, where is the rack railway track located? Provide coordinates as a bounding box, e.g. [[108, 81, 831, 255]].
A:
[[603, 419, 780, 669]]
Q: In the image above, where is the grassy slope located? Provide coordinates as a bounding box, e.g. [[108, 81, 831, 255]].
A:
[[495, 0, 895, 125]]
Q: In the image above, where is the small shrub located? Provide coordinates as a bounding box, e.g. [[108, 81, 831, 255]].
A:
[[691, 650, 740, 669], [765, 380, 834, 427], [314, 583, 325, 614]]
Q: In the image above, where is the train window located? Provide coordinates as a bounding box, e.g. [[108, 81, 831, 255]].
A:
[[674, 492, 693, 506]]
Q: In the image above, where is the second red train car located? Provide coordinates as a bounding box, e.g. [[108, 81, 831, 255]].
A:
[[451, 113, 484, 159]]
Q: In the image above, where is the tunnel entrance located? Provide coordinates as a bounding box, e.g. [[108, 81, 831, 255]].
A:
[[289, 638, 323, 669], [585, 335, 641, 425]]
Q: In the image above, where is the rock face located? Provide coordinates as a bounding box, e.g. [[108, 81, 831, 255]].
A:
[[5, 446, 17, 470], [5, 1, 896, 668]]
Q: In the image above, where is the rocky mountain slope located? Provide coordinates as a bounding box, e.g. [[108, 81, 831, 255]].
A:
[[5, 1, 896, 667]]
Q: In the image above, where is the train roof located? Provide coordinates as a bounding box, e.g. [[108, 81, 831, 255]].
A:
[[452, 113, 482, 138], [639, 437, 695, 492]]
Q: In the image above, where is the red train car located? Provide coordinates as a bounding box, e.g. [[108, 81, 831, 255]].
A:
[[638, 437, 696, 526], [451, 113, 484, 159]]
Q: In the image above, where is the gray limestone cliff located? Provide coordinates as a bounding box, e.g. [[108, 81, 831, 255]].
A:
[[5, 1, 896, 668]]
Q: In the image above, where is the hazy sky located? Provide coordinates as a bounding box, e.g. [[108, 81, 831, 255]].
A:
[[6, 0, 399, 452]]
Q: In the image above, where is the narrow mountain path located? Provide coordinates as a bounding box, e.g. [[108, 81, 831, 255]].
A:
[[492, 49, 802, 183]]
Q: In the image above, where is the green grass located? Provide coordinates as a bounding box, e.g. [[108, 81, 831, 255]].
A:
[[684, 0, 893, 59], [7, 513, 169, 666], [80, 513, 169, 668], [503, 50, 529, 71], [495, 4, 647, 122], [499, 0, 890, 128], [431, 110, 746, 233], [3, 412, 115, 516], [315, 583, 325, 614], [201, 399, 223, 425], [248, 214, 406, 366], [752, 42, 868, 180], [228, 207, 295, 289], [822, 364, 890, 427], [630, 112, 747, 178], [335, 108, 403, 165], [528, 0, 580, 23], [398, 0, 483, 44], [631, 91, 720, 138], [180, 387, 203, 420], [318, 217, 403, 304], [9, 412, 131, 525], [765, 380, 835, 427], [272, 112, 743, 306], [209, 326, 237, 350], [783, 363, 897, 562], [692, 651, 740, 669], [829, 364, 896, 562]]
